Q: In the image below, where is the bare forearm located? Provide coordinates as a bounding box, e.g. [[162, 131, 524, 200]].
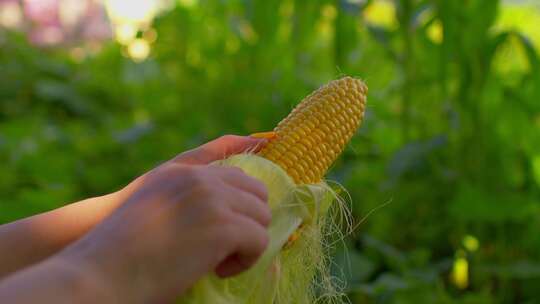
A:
[[0, 257, 117, 304], [0, 192, 125, 278]]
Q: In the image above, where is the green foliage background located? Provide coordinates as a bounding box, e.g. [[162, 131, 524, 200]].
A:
[[1, 0, 540, 302]]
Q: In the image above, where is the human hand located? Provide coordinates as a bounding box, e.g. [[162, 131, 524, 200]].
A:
[[118, 135, 267, 198], [56, 135, 271, 303]]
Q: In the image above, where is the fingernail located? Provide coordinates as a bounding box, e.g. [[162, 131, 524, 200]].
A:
[[250, 132, 277, 140]]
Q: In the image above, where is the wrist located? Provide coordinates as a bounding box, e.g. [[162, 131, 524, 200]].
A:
[[56, 238, 158, 304], [46, 255, 120, 304], [0, 256, 119, 304]]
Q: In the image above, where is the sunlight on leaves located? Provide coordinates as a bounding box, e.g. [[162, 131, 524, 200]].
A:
[[127, 38, 151, 62], [426, 20, 443, 44], [497, 3, 540, 49], [451, 250, 469, 289], [463, 235, 479, 252], [362, 0, 397, 30], [532, 155, 540, 187]]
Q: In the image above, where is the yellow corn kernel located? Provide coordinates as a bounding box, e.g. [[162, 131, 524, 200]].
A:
[[259, 77, 367, 184]]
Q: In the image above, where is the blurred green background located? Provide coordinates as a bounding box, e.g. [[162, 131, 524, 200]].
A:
[[1, 0, 540, 302]]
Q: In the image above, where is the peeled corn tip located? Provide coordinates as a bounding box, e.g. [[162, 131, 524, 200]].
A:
[[258, 76, 367, 184]]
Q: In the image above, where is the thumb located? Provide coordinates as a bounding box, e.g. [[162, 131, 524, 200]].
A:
[[174, 135, 268, 165]]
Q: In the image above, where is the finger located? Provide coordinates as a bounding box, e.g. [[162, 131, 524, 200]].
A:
[[215, 216, 269, 278], [174, 135, 268, 165], [215, 253, 247, 278], [222, 184, 271, 227], [209, 166, 269, 203]]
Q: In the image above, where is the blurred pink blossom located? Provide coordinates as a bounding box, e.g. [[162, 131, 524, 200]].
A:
[[82, 1, 111, 41], [29, 25, 63, 45], [9, 0, 111, 46], [24, 0, 59, 25]]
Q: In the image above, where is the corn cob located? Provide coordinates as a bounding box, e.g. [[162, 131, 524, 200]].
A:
[[256, 77, 367, 184]]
